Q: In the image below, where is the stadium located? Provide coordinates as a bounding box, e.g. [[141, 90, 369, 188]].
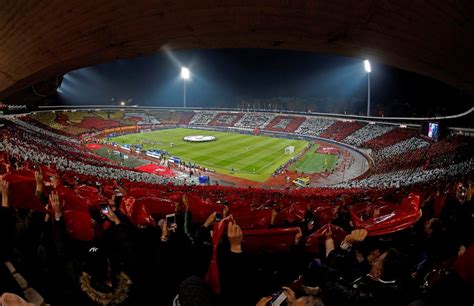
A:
[[0, 2, 473, 306], [51, 111, 361, 185]]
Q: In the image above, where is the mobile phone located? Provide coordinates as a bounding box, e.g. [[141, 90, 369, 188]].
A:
[[100, 204, 109, 215], [114, 193, 123, 209], [267, 291, 287, 306], [215, 212, 222, 221], [166, 213, 176, 229]]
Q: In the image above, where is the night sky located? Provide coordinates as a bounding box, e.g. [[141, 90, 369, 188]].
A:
[[58, 49, 472, 117]]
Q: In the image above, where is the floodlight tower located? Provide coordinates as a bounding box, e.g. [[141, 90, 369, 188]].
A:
[[181, 67, 190, 108], [364, 60, 371, 116]]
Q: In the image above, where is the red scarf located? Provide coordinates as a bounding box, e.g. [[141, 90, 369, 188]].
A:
[[205, 218, 230, 294]]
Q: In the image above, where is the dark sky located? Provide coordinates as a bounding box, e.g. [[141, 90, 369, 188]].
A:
[[58, 49, 472, 116]]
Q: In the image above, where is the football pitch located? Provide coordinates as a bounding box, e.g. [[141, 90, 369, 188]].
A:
[[289, 148, 338, 174], [111, 128, 308, 182]]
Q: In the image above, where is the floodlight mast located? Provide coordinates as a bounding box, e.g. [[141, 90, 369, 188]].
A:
[[181, 67, 190, 108], [364, 60, 371, 116]]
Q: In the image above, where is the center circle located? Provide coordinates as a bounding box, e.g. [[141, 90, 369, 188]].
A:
[[183, 135, 216, 142]]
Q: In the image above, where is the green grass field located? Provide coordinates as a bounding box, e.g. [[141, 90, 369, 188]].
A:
[[111, 128, 308, 182], [94, 147, 148, 168], [289, 148, 338, 174]]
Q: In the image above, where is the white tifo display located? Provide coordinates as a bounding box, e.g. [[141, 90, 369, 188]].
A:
[[284, 146, 295, 155], [183, 135, 216, 142]]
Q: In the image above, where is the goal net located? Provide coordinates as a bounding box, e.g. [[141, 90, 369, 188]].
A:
[[284, 146, 295, 155]]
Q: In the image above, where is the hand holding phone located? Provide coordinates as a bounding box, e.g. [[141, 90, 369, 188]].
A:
[[266, 290, 287, 306], [166, 213, 177, 231], [100, 203, 109, 215]]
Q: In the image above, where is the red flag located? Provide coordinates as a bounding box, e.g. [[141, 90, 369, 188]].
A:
[[119, 196, 156, 227], [2, 172, 45, 212], [63, 210, 95, 241]]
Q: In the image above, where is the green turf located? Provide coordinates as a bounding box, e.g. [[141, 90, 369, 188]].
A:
[[110, 128, 308, 182], [94, 147, 148, 168], [289, 149, 338, 174]]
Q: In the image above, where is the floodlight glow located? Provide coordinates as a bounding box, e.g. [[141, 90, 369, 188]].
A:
[[181, 67, 190, 80], [364, 59, 371, 116], [120, 101, 125, 106], [364, 60, 371, 73]]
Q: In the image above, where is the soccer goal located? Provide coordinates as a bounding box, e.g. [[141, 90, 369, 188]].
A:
[[284, 146, 295, 155]]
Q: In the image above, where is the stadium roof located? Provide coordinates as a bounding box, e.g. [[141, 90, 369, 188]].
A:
[[1, 1, 474, 99]]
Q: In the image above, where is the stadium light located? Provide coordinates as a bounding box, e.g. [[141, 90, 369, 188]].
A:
[[364, 59, 371, 73], [180, 67, 190, 108], [181, 67, 190, 80], [364, 59, 371, 116], [120, 101, 125, 106]]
